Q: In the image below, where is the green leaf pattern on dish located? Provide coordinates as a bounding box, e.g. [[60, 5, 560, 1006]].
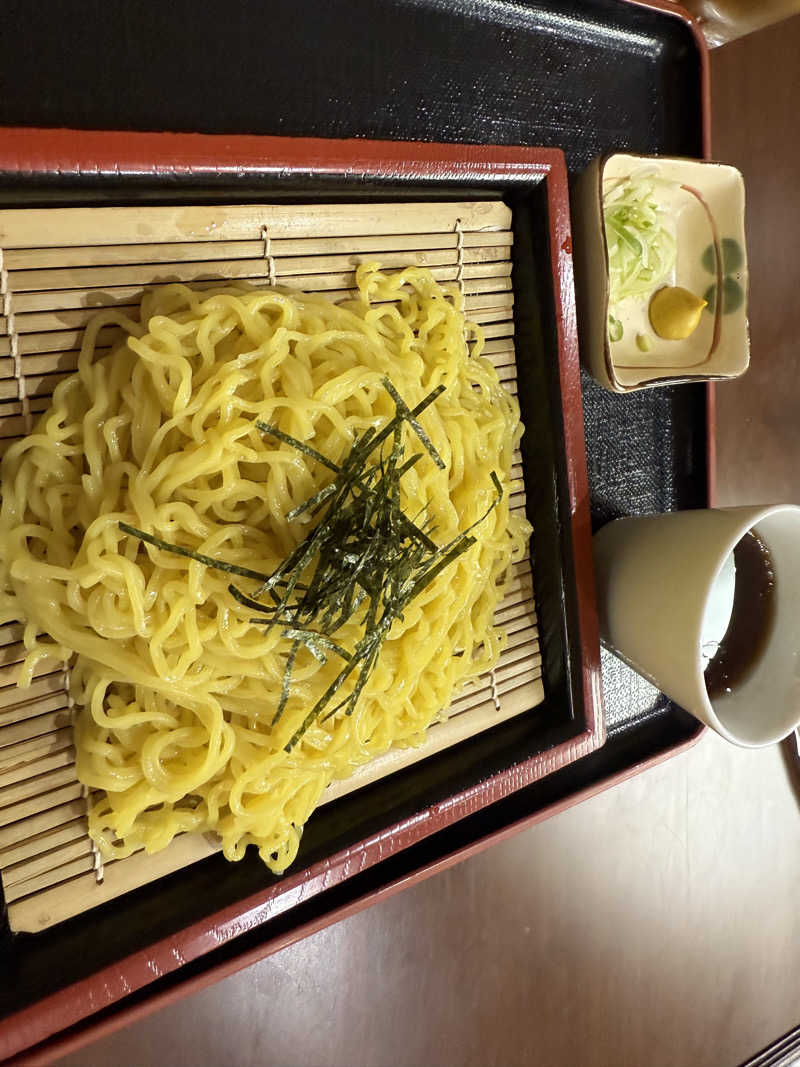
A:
[[701, 237, 744, 314]]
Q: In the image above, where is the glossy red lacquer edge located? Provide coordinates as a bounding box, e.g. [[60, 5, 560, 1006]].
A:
[[0, 130, 602, 1061], [0, 127, 558, 181]]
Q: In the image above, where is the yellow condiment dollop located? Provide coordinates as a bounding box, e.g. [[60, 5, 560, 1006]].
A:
[[649, 286, 707, 340]]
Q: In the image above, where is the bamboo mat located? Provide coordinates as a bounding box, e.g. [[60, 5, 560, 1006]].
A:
[[0, 200, 542, 932]]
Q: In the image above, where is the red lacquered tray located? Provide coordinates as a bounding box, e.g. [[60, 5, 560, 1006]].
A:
[[0, 133, 601, 1061]]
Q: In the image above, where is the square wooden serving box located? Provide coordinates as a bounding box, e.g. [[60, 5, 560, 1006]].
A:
[[0, 130, 602, 1061]]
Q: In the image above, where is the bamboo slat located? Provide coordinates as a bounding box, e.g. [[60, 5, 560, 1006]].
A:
[[0, 747, 74, 789], [0, 816, 87, 868], [8, 835, 222, 931], [0, 702, 71, 739], [2, 836, 91, 890], [11, 283, 511, 332], [3, 230, 512, 270], [0, 199, 543, 933], [0, 201, 511, 249], [0, 727, 73, 771], [0, 674, 67, 714], [0, 799, 87, 850]]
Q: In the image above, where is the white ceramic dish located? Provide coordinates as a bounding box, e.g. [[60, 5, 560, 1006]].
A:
[[573, 152, 749, 393]]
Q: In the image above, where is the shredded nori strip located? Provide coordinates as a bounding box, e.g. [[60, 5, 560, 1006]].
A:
[[254, 422, 341, 473], [118, 523, 273, 585], [120, 380, 501, 753]]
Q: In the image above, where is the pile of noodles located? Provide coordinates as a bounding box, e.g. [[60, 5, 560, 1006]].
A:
[[0, 264, 530, 872]]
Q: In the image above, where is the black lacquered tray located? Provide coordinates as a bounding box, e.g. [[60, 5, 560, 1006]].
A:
[[0, 0, 708, 1058]]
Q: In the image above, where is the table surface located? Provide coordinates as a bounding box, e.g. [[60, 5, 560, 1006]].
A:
[[55, 17, 800, 1067]]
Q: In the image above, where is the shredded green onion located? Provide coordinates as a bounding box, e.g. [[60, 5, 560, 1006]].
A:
[[603, 173, 677, 312]]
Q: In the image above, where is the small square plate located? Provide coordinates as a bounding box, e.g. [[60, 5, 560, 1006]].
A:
[[573, 152, 749, 393]]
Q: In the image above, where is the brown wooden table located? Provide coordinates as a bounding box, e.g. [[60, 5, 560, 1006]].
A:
[[56, 18, 800, 1067]]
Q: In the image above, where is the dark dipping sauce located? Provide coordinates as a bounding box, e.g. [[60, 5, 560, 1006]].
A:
[[705, 530, 776, 699]]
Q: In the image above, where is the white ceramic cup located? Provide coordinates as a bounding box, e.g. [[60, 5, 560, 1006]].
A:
[[593, 505, 800, 747]]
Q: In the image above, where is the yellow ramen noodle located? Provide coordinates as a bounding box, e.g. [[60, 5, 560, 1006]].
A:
[[0, 265, 530, 873]]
